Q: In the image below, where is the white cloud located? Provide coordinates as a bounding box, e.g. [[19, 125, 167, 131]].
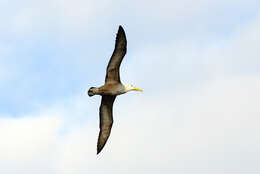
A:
[[201, 12, 260, 77], [0, 0, 259, 173], [1, 0, 259, 40], [101, 76, 260, 173], [0, 0, 120, 39], [0, 114, 62, 174], [0, 76, 259, 174], [121, 10, 260, 93]]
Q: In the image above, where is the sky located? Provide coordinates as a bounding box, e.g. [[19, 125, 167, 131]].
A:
[[0, 0, 260, 173]]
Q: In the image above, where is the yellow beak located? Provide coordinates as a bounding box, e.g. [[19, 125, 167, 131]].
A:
[[133, 87, 143, 91]]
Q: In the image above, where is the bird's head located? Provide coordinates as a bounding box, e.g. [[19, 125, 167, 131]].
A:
[[124, 84, 143, 92]]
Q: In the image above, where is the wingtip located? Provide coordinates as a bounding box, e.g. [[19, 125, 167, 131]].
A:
[[118, 25, 124, 32], [97, 141, 104, 155], [97, 147, 102, 155]]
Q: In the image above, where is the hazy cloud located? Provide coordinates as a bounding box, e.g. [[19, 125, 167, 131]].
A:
[[0, 0, 259, 173], [0, 76, 259, 174]]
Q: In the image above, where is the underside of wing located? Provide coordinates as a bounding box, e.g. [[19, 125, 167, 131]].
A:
[[97, 95, 116, 154], [105, 26, 127, 84]]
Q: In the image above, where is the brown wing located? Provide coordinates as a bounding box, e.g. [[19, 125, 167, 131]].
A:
[[105, 26, 127, 84], [97, 95, 116, 154]]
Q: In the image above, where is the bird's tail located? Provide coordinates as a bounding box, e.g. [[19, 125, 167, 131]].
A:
[[88, 87, 96, 97]]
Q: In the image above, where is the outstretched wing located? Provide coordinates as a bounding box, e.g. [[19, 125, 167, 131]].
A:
[[97, 95, 116, 154], [105, 26, 127, 84]]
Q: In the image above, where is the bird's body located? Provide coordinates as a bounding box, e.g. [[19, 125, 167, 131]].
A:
[[88, 83, 126, 96], [88, 26, 142, 154]]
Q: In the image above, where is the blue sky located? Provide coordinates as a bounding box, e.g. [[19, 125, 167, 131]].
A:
[[0, 0, 260, 173]]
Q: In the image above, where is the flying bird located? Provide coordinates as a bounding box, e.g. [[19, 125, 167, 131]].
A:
[[88, 26, 142, 154]]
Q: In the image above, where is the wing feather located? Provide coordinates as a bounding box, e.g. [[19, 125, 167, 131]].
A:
[[97, 95, 116, 154], [105, 26, 127, 84]]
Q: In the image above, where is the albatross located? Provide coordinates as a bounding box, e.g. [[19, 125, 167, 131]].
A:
[[88, 26, 142, 154]]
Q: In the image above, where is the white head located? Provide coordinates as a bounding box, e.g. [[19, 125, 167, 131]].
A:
[[124, 84, 143, 92]]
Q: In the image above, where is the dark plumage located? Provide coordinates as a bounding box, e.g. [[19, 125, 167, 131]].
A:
[[88, 26, 142, 154]]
